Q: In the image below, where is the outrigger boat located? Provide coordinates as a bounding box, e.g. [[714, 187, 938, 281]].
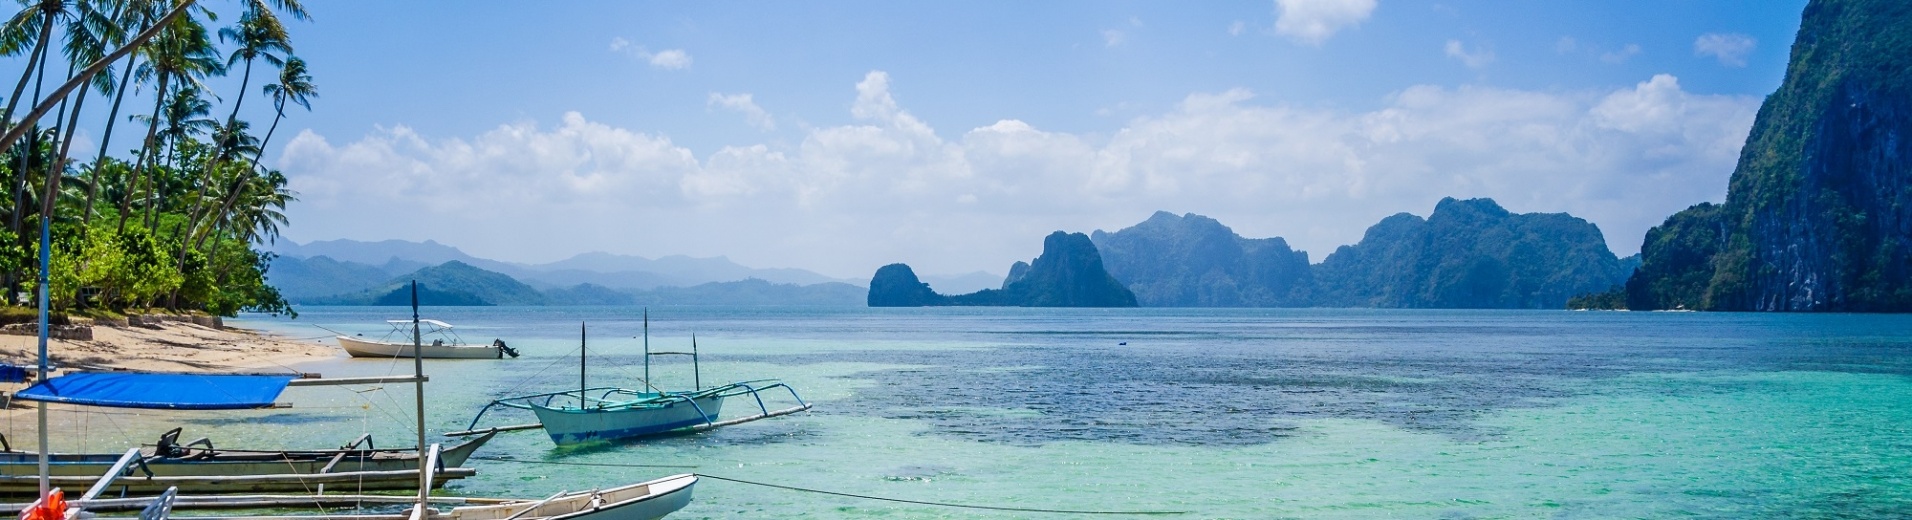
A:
[[0, 426, 494, 495], [6, 282, 696, 520], [337, 319, 519, 359], [451, 314, 811, 445]]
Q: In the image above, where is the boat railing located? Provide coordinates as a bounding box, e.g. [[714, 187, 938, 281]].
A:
[[134, 486, 177, 520]]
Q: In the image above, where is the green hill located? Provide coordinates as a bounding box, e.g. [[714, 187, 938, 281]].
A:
[[1627, 0, 1912, 311]]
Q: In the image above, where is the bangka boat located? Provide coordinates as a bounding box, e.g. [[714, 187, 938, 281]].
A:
[[0, 426, 494, 495], [7, 282, 695, 520], [337, 319, 519, 359], [453, 314, 810, 445]]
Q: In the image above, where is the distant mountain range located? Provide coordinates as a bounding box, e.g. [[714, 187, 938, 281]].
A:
[[1090, 199, 1636, 309], [267, 239, 871, 306]]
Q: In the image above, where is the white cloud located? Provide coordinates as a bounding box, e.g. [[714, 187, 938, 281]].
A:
[[1694, 33, 1756, 67], [1555, 36, 1577, 54], [1229, 20, 1247, 37], [1600, 43, 1641, 64], [645, 49, 692, 70], [282, 71, 1757, 277], [708, 93, 776, 131], [1444, 39, 1494, 69], [609, 39, 693, 70], [1273, 0, 1376, 45], [1102, 29, 1126, 47]]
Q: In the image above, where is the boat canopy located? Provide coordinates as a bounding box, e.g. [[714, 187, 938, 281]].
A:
[[11, 372, 296, 410], [385, 319, 452, 329]]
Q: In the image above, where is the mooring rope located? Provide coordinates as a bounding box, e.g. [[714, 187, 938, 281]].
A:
[[468, 456, 1188, 515], [470, 456, 695, 469]]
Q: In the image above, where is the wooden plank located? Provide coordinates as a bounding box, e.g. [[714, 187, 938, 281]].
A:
[[442, 423, 543, 437], [287, 375, 427, 387]]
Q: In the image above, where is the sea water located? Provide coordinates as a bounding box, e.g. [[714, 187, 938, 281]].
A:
[[33, 307, 1912, 518]]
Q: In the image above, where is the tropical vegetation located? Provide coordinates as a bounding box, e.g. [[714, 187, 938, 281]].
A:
[[0, 0, 313, 317]]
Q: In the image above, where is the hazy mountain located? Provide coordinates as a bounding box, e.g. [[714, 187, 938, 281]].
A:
[[1092, 211, 1314, 307], [1627, 0, 1912, 311], [272, 239, 859, 290], [628, 279, 865, 306], [307, 261, 549, 306], [266, 255, 393, 301]]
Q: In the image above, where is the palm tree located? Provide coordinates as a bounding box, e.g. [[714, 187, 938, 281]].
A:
[[196, 54, 307, 250], [0, 0, 74, 129], [83, 0, 162, 231], [118, 11, 220, 233]]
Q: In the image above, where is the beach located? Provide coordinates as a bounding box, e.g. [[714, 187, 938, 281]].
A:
[[0, 320, 340, 375]]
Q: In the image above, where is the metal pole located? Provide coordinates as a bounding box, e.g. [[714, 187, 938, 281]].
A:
[[35, 212, 49, 498], [411, 281, 427, 510], [691, 334, 700, 391]]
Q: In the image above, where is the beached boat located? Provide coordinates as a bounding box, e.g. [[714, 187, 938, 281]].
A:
[[453, 315, 810, 445], [0, 427, 493, 495], [337, 319, 518, 359]]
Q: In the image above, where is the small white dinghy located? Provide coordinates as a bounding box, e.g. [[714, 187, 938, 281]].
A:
[[337, 319, 518, 359]]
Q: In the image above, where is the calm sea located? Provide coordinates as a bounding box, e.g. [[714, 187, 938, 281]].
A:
[[52, 307, 1912, 518]]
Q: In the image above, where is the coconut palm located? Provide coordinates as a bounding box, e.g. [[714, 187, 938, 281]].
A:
[[118, 11, 220, 232], [196, 54, 306, 250]]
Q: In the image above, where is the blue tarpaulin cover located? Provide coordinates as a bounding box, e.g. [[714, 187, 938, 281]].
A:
[[11, 372, 295, 410]]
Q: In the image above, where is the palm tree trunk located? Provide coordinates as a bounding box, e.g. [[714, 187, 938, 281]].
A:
[[83, 58, 140, 232], [0, 14, 54, 131], [120, 74, 169, 234], [183, 56, 255, 249]]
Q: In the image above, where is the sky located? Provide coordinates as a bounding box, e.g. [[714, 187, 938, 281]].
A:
[[6, 0, 1811, 280]]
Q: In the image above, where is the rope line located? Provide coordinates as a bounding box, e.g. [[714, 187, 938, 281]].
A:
[[469, 456, 695, 469], [463, 457, 1185, 515], [694, 473, 1189, 515]]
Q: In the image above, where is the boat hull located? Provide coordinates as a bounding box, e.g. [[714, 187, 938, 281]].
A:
[[0, 431, 492, 496], [531, 396, 725, 445], [338, 336, 503, 359], [449, 474, 696, 520]]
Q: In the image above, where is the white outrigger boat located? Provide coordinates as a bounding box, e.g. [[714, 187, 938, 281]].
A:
[[337, 319, 519, 359], [451, 314, 811, 445]]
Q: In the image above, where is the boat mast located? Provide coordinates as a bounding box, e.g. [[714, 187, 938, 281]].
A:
[[579, 322, 586, 408], [691, 334, 700, 391], [643, 308, 650, 389], [411, 281, 427, 508]]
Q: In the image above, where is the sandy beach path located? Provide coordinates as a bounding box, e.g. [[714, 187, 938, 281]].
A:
[[0, 321, 342, 374]]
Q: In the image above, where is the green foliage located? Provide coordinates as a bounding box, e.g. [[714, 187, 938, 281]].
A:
[[1566, 286, 1628, 310], [311, 261, 548, 305], [1630, 0, 1912, 311], [1314, 198, 1631, 309]]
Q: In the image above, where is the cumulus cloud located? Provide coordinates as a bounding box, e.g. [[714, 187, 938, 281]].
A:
[[1694, 33, 1756, 67], [708, 93, 776, 131], [1273, 0, 1376, 45], [282, 71, 1757, 277], [1444, 39, 1494, 69]]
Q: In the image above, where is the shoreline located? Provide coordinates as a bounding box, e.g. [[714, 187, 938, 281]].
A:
[[0, 320, 343, 375]]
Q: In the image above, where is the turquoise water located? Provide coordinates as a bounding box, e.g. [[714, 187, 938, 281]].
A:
[[34, 308, 1912, 518]]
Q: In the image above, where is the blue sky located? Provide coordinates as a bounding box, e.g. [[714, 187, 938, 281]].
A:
[[9, 0, 1811, 279]]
